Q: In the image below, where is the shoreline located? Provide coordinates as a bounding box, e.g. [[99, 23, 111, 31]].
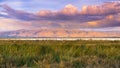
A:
[[0, 37, 120, 40]]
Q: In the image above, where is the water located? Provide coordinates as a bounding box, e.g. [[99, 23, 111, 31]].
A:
[[0, 37, 120, 40]]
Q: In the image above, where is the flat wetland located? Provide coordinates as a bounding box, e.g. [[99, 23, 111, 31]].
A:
[[0, 40, 120, 68]]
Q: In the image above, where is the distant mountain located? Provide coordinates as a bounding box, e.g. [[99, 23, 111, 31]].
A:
[[0, 29, 120, 38]]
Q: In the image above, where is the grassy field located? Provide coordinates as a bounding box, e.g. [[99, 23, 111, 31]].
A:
[[0, 40, 120, 68]]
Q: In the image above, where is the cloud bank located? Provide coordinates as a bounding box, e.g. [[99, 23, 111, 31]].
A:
[[0, 2, 120, 31]]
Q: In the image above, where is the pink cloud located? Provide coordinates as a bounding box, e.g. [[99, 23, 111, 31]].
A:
[[60, 4, 78, 15], [80, 2, 120, 15], [0, 17, 35, 31]]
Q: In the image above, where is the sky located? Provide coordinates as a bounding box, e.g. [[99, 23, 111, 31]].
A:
[[0, 0, 120, 31]]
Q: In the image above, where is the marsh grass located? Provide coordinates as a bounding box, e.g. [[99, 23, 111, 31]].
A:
[[0, 40, 119, 68]]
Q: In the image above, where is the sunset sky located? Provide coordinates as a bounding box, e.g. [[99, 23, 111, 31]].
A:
[[0, 0, 120, 31]]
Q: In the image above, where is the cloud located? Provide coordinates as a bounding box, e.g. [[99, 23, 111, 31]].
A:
[[0, 1, 120, 30], [0, 18, 25, 31], [0, 3, 106, 22], [85, 13, 120, 28], [0, 4, 39, 21], [80, 2, 120, 15], [60, 4, 78, 15]]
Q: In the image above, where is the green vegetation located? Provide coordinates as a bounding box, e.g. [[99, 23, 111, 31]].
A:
[[0, 40, 120, 68]]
